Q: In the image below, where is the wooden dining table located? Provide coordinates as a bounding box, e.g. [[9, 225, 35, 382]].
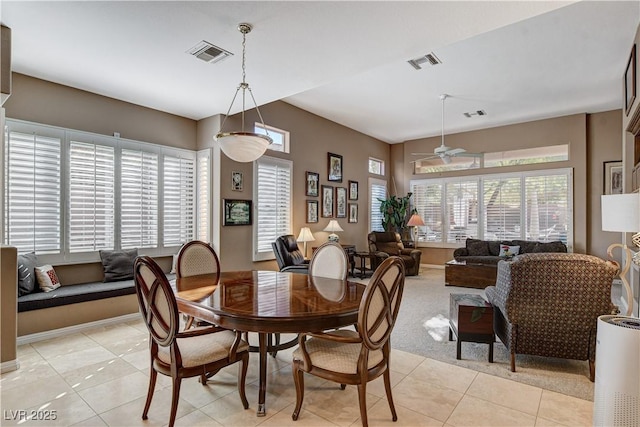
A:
[[174, 270, 366, 416]]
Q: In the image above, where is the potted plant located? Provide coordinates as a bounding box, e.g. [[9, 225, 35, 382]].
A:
[[378, 192, 413, 238]]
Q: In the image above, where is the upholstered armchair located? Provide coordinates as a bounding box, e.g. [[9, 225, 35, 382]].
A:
[[272, 235, 309, 273], [485, 253, 619, 381], [367, 231, 422, 276]]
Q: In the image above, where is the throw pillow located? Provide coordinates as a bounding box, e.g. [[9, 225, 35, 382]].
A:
[[467, 240, 489, 256], [17, 252, 38, 297], [35, 265, 61, 292], [499, 245, 520, 257], [99, 248, 138, 282]]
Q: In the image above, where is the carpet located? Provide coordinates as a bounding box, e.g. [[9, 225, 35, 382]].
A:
[[357, 268, 597, 401]]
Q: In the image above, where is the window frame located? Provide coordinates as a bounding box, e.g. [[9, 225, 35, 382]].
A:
[[255, 122, 290, 154], [369, 177, 387, 232], [368, 157, 385, 175]]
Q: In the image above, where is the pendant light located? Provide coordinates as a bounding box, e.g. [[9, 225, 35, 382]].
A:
[[215, 23, 272, 162]]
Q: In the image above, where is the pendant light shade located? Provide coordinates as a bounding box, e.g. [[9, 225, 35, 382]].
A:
[[215, 23, 272, 162]]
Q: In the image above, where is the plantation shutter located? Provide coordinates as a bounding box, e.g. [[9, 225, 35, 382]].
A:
[[411, 180, 442, 242], [163, 155, 195, 246], [369, 179, 387, 232], [255, 156, 292, 260], [525, 174, 569, 243], [69, 141, 115, 252], [4, 128, 61, 253], [196, 149, 210, 242], [120, 149, 158, 249], [482, 177, 521, 240], [446, 180, 479, 242]]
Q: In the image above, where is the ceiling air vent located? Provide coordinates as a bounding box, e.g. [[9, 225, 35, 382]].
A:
[[464, 110, 487, 118], [407, 52, 441, 70], [187, 41, 233, 64]]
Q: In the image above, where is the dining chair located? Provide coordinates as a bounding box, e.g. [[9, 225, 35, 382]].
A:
[[134, 256, 249, 427], [291, 256, 406, 427], [308, 241, 349, 303], [176, 240, 221, 329]]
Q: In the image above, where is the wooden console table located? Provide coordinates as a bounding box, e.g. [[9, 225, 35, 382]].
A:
[[449, 293, 495, 362], [445, 260, 497, 289]]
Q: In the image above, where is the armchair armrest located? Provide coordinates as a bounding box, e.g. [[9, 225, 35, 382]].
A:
[[281, 265, 309, 274], [453, 247, 469, 257], [372, 251, 389, 260]]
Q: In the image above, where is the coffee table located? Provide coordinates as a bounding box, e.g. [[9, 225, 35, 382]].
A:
[[449, 293, 495, 362], [445, 260, 497, 289]]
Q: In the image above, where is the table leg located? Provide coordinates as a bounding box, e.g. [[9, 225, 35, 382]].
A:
[[456, 339, 461, 360], [257, 333, 267, 417], [488, 340, 494, 363]]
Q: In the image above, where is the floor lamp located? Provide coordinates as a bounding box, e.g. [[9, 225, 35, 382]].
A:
[[601, 193, 639, 316]]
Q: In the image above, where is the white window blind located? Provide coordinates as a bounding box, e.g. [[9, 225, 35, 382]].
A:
[[196, 149, 210, 242], [4, 129, 61, 253], [69, 141, 115, 252], [411, 180, 442, 242], [121, 149, 158, 249], [369, 178, 387, 232], [446, 180, 479, 242], [163, 155, 195, 246], [254, 156, 292, 261], [483, 177, 521, 240], [525, 174, 569, 242]]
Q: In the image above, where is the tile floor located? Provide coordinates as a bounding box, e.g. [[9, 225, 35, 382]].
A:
[[1, 320, 593, 426]]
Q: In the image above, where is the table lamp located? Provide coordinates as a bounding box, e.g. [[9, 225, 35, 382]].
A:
[[297, 227, 315, 259], [601, 193, 639, 316], [407, 213, 425, 247], [323, 220, 343, 242]]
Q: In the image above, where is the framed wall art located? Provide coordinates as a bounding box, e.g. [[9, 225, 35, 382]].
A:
[[328, 152, 343, 182], [231, 171, 243, 191], [604, 161, 623, 195], [625, 44, 636, 116], [306, 171, 319, 197], [306, 200, 318, 223], [321, 185, 334, 217], [336, 187, 347, 218], [223, 199, 252, 225], [348, 180, 358, 200], [348, 203, 358, 223]]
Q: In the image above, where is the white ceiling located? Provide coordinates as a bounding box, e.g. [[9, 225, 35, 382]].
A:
[[2, 1, 638, 144]]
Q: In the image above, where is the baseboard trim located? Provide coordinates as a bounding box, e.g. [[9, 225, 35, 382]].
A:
[[17, 313, 141, 345], [0, 359, 20, 373], [422, 263, 445, 270]]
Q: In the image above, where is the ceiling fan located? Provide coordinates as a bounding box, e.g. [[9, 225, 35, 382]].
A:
[[411, 94, 482, 165]]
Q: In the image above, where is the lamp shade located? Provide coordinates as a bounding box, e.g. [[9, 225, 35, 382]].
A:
[[215, 132, 272, 163], [407, 214, 425, 227], [297, 227, 315, 243], [601, 194, 640, 232], [323, 220, 344, 233]]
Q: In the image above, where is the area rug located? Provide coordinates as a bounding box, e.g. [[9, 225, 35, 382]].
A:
[[356, 268, 596, 401]]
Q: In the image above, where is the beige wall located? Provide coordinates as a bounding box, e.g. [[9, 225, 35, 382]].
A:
[[1, 246, 17, 367]]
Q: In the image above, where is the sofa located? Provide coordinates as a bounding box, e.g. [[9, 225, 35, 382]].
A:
[[453, 238, 567, 264], [368, 231, 421, 276], [485, 253, 619, 380]]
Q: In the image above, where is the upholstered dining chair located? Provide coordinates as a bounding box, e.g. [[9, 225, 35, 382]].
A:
[[133, 256, 249, 427], [309, 241, 349, 280], [291, 257, 406, 427], [176, 240, 221, 329]]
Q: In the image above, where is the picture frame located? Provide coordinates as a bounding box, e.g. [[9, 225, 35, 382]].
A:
[[348, 203, 358, 223], [223, 199, 252, 225], [348, 180, 358, 200], [231, 171, 243, 191], [306, 171, 319, 197], [328, 152, 343, 182], [603, 161, 623, 195], [306, 200, 318, 223], [321, 185, 334, 217], [625, 44, 636, 116], [335, 187, 347, 218]]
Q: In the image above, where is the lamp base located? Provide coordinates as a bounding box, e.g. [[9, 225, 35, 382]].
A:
[[328, 234, 339, 242]]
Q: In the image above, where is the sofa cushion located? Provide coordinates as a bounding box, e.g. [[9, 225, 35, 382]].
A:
[[499, 245, 520, 257], [467, 240, 490, 256], [513, 240, 537, 253], [458, 256, 503, 265], [100, 248, 138, 282], [488, 241, 501, 256], [17, 252, 38, 297], [533, 241, 567, 253]]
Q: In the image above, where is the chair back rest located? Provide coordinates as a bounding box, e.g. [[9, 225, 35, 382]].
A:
[[368, 231, 404, 255], [358, 256, 405, 350], [177, 240, 221, 279], [272, 235, 305, 269], [309, 241, 348, 280], [134, 256, 178, 347]]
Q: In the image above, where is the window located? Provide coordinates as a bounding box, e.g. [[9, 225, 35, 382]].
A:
[[254, 156, 292, 261], [369, 178, 387, 232], [255, 123, 290, 154], [484, 144, 569, 168], [163, 155, 195, 246], [196, 149, 211, 242], [121, 149, 158, 249], [368, 157, 384, 175], [411, 169, 572, 248]]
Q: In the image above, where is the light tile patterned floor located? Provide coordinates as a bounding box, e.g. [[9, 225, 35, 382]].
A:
[[1, 320, 593, 426]]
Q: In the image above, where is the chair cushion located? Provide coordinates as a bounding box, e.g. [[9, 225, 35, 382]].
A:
[[157, 329, 249, 368], [377, 242, 400, 255], [293, 330, 384, 374]]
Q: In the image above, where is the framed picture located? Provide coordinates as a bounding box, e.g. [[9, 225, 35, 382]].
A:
[[231, 171, 243, 191], [604, 161, 623, 195], [321, 185, 334, 217], [625, 44, 636, 116], [223, 199, 252, 225], [306, 200, 318, 223], [348, 203, 358, 223], [328, 152, 343, 182], [306, 171, 319, 197], [336, 187, 347, 218], [348, 180, 358, 200]]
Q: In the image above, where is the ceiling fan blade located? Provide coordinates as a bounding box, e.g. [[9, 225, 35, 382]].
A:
[[410, 155, 439, 163], [445, 148, 466, 156], [411, 152, 435, 156], [455, 152, 483, 158]]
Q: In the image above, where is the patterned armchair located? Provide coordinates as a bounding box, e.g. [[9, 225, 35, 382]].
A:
[[485, 253, 619, 381], [368, 231, 422, 276]]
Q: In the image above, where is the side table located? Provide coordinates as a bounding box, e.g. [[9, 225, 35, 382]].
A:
[[449, 293, 495, 362], [352, 252, 375, 279]]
